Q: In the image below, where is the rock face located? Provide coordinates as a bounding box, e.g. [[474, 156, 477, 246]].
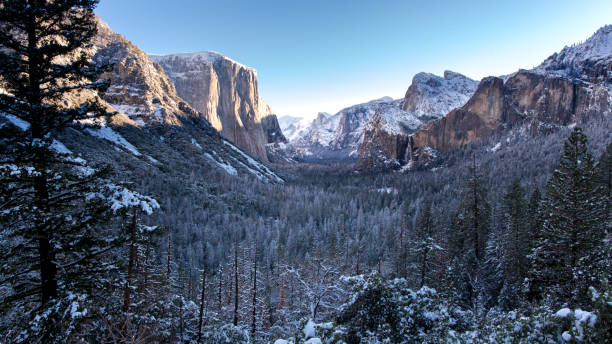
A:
[[284, 98, 406, 162], [357, 25, 612, 170], [261, 114, 287, 143], [150, 52, 282, 162], [92, 20, 187, 126], [403, 70, 610, 165], [60, 18, 284, 182], [402, 71, 478, 119], [537, 24, 612, 84], [357, 72, 478, 169]]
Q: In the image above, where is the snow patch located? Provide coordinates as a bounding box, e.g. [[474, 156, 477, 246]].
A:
[[1, 113, 30, 131], [191, 137, 202, 150], [204, 152, 237, 176], [303, 319, 316, 338], [86, 126, 141, 156]]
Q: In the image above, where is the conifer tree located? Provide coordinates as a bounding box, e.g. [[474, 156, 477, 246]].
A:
[[409, 199, 442, 288], [0, 1, 159, 341], [526, 127, 608, 306], [451, 158, 491, 308], [498, 179, 529, 310]]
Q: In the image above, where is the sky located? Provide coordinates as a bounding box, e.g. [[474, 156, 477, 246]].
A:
[[96, 0, 612, 119]]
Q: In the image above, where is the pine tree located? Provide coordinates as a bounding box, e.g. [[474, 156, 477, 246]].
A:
[[451, 158, 491, 308], [0, 1, 159, 341], [497, 179, 529, 310], [526, 127, 608, 306], [409, 199, 442, 288]]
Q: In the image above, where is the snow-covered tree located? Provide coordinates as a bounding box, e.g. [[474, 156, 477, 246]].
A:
[[526, 127, 608, 307], [408, 199, 443, 288], [0, 1, 160, 342]]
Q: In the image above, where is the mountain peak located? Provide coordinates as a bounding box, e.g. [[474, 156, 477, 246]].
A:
[[536, 24, 612, 83], [150, 51, 256, 73]]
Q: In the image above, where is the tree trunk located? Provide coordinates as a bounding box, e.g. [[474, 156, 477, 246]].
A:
[[233, 237, 239, 326], [123, 209, 138, 312], [167, 230, 171, 278], [251, 249, 257, 336], [218, 267, 223, 313], [28, 22, 58, 306], [197, 245, 208, 343], [420, 249, 428, 288]]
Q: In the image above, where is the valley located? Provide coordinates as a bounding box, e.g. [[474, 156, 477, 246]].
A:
[[0, 3, 610, 343]]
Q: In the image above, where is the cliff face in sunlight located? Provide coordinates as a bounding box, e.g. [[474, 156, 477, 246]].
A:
[[151, 52, 285, 162]]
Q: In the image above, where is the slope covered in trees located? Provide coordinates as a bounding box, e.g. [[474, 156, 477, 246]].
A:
[[0, 2, 610, 343]]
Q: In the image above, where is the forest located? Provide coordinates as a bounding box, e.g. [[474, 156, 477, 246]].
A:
[[0, 1, 610, 343]]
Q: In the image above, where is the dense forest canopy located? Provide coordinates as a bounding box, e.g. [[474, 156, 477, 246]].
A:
[[0, 1, 610, 343]]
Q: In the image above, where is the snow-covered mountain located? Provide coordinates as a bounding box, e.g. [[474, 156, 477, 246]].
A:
[[536, 24, 612, 84], [42, 18, 284, 183], [150, 51, 285, 162], [278, 97, 404, 161], [357, 25, 612, 170], [402, 71, 479, 119], [278, 115, 312, 142], [276, 71, 478, 163]]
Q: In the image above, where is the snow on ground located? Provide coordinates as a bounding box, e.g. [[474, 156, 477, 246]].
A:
[[376, 187, 398, 194], [303, 319, 316, 338], [86, 126, 141, 156], [50, 139, 72, 155], [223, 141, 284, 183], [204, 152, 237, 176], [489, 142, 502, 152], [191, 137, 202, 150], [1, 113, 30, 131]]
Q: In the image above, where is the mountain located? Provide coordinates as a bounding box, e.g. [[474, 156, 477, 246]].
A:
[[278, 115, 311, 142], [42, 18, 284, 183], [401, 71, 479, 119], [536, 24, 611, 84], [357, 71, 478, 169], [150, 52, 285, 162], [357, 26, 612, 170], [277, 97, 404, 162], [92, 20, 188, 126]]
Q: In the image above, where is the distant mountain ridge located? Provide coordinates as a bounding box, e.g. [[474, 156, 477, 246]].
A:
[[278, 71, 478, 163], [357, 25, 612, 170]]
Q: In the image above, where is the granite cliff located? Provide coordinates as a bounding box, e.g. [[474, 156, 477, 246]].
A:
[[150, 52, 284, 162], [357, 26, 612, 170]]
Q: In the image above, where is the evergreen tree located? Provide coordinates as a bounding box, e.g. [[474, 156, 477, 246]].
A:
[[0, 1, 159, 341], [526, 127, 608, 306], [497, 179, 529, 310], [409, 199, 442, 288], [527, 187, 543, 239], [451, 159, 491, 309]]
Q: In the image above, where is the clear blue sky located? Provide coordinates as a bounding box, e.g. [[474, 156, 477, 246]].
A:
[[96, 0, 612, 119]]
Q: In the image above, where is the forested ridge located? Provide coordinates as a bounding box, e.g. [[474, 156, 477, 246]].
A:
[[0, 1, 610, 343]]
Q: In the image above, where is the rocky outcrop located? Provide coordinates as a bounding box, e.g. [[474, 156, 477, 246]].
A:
[[60, 19, 284, 182], [261, 114, 287, 143], [537, 25, 611, 84], [403, 70, 610, 164], [402, 71, 478, 119], [357, 72, 478, 169], [150, 52, 280, 162], [92, 20, 188, 126], [357, 113, 412, 169], [358, 25, 612, 170]]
